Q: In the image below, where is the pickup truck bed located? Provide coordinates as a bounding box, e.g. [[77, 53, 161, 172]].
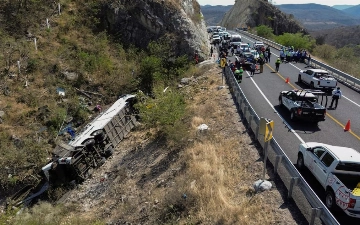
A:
[[334, 173, 360, 192]]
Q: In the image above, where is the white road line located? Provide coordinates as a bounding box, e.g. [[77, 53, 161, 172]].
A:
[[287, 63, 360, 108], [245, 35, 360, 108], [246, 70, 306, 144], [343, 96, 360, 108]]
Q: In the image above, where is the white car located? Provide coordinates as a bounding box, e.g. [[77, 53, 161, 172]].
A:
[[250, 49, 259, 59], [212, 35, 221, 44], [254, 41, 264, 48], [298, 69, 337, 91], [297, 142, 360, 217]]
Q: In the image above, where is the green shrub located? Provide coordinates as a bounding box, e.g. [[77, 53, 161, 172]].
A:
[[312, 44, 336, 60], [256, 25, 274, 40], [275, 33, 316, 51], [135, 85, 186, 141]]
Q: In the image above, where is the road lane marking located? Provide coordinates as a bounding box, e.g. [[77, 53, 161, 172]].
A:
[[241, 33, 360, 108], [342, 96, 360, 108], [265, 63, 360, 141], [268, 49, 360, 108], [245, 70, 305, 144]]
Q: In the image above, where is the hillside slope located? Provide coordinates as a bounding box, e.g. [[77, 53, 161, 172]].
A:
[[220, 0, 305, 34], [310, 25, 360, 48], [0, 0, 209, 197], [332, 5, 355, 10], [277, 4, 360, 30], [343, 4, 360, 18]]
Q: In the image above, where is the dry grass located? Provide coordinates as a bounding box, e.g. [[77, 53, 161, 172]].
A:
[[168, 65, 280, 224], [9, 202, 103, 225], [6, 63, 301, 225]]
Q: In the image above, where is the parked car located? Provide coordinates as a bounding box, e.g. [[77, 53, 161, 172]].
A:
[[297, 142, 360, 218], [278, 89, 327, 123], [212, 35, 221, 44], [229, 35, 242, 48], [253, 41, 264, 49], [298, 69, 337, 92]]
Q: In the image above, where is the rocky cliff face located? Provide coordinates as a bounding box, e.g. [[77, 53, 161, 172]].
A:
[[100, 0, 209, 60], [220, 0, 305, 34]]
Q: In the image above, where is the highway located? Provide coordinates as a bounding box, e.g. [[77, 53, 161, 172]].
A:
[[226, 31, 360, 224]]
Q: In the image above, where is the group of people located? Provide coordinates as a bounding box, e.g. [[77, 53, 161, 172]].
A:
[[279, 47, 310, 64]]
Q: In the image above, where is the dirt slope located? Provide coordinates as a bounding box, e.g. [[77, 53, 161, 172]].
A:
[[54, 62, 306, 224]]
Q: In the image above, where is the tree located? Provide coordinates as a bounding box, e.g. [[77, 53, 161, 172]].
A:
[[275, 33, 316, 51], [256, 25, 274, 40]]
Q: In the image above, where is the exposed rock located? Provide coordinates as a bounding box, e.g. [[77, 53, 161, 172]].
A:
[[253, 179, 272, 192], [180, 77, 192, 85], [197, 124, 208, 131], [62, 71, 79, 81], [0, 111, 4, 118], [220, 0, 306, 35], [99, 0, 210, 61]]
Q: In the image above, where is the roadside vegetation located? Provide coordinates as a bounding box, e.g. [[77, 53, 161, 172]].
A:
[[253, 25, 360, 78], [0, 0, 188, 211], [0, 1, 303, 224]]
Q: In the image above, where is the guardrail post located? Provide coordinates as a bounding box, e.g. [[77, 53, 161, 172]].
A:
[[288, 177, 299, 199], [310, 207, 322, 225], [237, 96, 241, 106], [255, 123, 259, 139], [243, 106, 248, 119], [249, 115, 253, 128], [274, 155, 283, 175], [262, 141, 269, 180]]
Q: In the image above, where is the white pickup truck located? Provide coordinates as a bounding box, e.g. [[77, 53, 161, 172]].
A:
[[298, 69, 337, 92], [297, 142, 360, 217]]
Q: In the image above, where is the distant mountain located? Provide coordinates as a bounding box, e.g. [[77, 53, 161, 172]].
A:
[[332, 5, 355, 10], [309, 25, 360, 48], [200, 5, 233, 26], [343, 5, 360, 18], [277, 4, 360, 30]]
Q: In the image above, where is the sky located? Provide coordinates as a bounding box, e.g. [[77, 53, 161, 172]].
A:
[[197, 0, 360, 6]]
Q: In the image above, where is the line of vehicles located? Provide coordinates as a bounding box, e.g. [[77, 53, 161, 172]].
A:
[[278, 69, 337, 124], [277, 60, 360, 217], [220, 28, 360, 220], [7, 94, 137, 209]]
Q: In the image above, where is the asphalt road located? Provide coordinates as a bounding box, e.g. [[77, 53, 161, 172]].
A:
[[226, 31, 360, 224]]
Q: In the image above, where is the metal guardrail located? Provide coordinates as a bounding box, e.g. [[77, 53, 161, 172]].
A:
[[236, 30, 360, 91], [223, 66, 339, 225]]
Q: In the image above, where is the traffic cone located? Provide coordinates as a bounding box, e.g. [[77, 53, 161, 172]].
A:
[[285, 77, 289, 83], [344, 120, 351, 131]]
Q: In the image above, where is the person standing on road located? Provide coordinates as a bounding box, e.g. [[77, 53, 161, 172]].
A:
[[266, 46, 271, 62], [230, 46, 234, 56], [329, 87, 342, 109], [264, 51, 269, 63], [234, 67, 244, 83], [275, 57, 281, 72], [258, 57, 264, 73], [307, 54, 311, 68], [250, 63, 256, 76], [210, 46, 213, 57]]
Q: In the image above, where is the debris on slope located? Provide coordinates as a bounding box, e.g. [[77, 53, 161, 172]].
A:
[[58, 62, 306, 224]]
